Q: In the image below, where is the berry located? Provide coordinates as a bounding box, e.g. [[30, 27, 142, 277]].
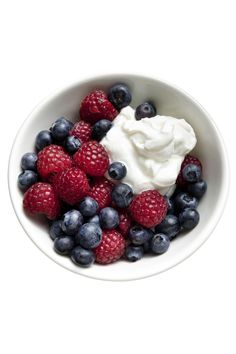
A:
[[79, 197, 99, 217], [54, 236, 75, 255], [35, 130, 53, 151], [111, 183, 134, 208], [125, 245, 143, 262], [92, 119, 112, 141], [87, 215, 100, 225], [75, 222, 102, 249], [165, 196, 175, 215], [99, 207, 119, 229], [179, 208, 200, 230], [187, 180, 207, 199], [49, 220, 65, 240], [108, 162, 127, 180], [182, 163, 202, 183], [64, 136, 81, 154], [50, 117, 73, 142], [108, 83, 132, 110], [18, 170, 38, 191], [143, 240, 150, 253], [150, 233, 170, 254], [73, 140, 109, 176], [23, 182, 60, 220], [69, 120, 92, 144], [118, 210, 132, 237], [130, 190, 167, 228], [71, 246, 95, 267], [88, 177, 114, 210], [61, 210, 84, 235], [135, 102, 156, 120], [80, 90, 118, 124], [94, 229, 125, 264], [53, 167, 90, 205], [174, 192, 198, 212], [176, 155, 202, 187], [21, 152, 38, 171], [37, 145, 72, 181], [155, 214, 180, 240], [129, 225, 152, 245]]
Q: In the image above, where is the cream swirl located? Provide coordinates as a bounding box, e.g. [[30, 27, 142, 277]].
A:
[[101, 106, 196, 195]]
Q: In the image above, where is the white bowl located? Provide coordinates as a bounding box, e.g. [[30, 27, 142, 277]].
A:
[[8, 74, 229, 281]]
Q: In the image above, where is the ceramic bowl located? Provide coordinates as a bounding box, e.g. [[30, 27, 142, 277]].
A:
[[8, 74, 229, 281]]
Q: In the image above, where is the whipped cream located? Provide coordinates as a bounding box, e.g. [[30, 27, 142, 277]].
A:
[[101, 106, 197, 195]]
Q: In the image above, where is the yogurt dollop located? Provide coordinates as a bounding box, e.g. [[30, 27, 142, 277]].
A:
[[101, 106, 197, 195]]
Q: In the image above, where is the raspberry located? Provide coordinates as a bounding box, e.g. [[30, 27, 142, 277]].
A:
[[80, 90, 118, 124], [88, 177, 114, 210], [73, 141, 109, 176], [37, 145, 72, 181], [69, 120, 92, 143], [94, 229, 125, 264], [23, 182, 60, 220], [130, 190, 167, 228], [176, 154, 202, 187], [53, 167, 90, 205], [118, 210, 132, 237]]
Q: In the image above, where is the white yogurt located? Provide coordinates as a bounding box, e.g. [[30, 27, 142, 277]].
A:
[[101, 106, 197, 195]]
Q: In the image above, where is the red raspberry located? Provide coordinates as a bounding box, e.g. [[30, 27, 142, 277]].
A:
[[176, 154, 202, 187], [23, 182, 60, 220], [69, 120, 92, 143], [80, 90, 118, 124], [73, 140, 109, 176], [118, 210, 132, 237], [130, 190, 167, 228], [53, 167, 90, 205], [88, 177, 114, 210], [94, 229, 125, 264], [37, 145, 72, 181]]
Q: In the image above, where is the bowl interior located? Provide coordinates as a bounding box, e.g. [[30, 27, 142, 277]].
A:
[[8, 74, 229, 280]]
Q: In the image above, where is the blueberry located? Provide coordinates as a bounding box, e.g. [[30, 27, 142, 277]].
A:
[[108, 83, 132, 110], [87, 214, 100, 225], [165, 196, 175, 215], [174, 192, 198, 212], [150, 233, 170, 255], [99, 207, 119, 229], [135, 102, 156, 120], [79, 197, 99, 217], [75, 222, 102, 249], [129, 225, 152, 245], [92, 119, 112, 141], [54, 236, 75, 255], [125, 245, 144, 262], [64, 135, 81, 154], [179, 208, 200, 230], [35, 130, 53, 150], [187, 180, 207, 199], [108, 162, 127, 180], [18, 170, 38, 191], [49, 220, 65, 240], [182, 163, 202, 183], [155, 215, 180, 240], [50, 117, 73, 142], [21, 152, 38, 171], [61, 210, 83, 235], [54, 117, 74, 129], [71, 246, 95, 267], [143, 240, 150, 253], [111, 183, 133, 208]]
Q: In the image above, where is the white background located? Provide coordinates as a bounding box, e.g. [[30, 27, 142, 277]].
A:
[[1, 0, 235, 353]]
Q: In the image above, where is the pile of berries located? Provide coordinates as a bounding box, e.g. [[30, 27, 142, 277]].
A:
[[18, 83, 207, 267]]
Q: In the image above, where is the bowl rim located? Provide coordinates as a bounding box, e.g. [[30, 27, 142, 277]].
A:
[[8, 73, 230, 281]]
